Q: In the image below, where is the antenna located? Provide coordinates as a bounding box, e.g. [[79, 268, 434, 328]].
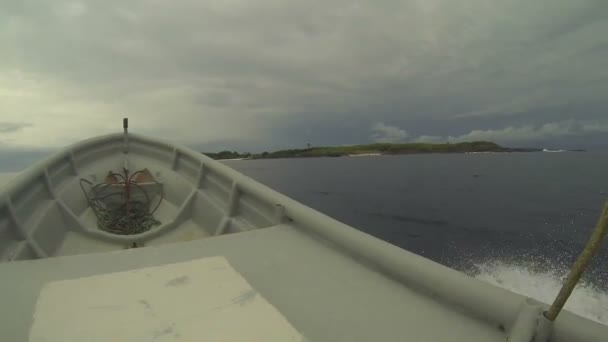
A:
[[123, 118, 129, 171]]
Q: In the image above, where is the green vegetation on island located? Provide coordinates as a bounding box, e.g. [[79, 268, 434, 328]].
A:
[[203, 151, 251, 160], [203, 141, 541, 160]]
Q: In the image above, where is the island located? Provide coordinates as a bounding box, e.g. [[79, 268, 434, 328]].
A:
[[203, 141, 543, 160], [203, 151, 252, 160]]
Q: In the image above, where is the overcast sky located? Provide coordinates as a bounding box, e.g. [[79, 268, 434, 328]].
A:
[[1, 0, 607, 168]]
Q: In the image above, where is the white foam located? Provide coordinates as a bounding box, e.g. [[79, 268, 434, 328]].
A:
[[473, 260, 608, 326]]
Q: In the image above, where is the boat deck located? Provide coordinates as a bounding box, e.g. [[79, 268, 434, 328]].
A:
[[1, 225, 502, 341]]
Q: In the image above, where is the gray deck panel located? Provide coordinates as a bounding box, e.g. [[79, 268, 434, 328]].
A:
[[0, 225, 502, 342]]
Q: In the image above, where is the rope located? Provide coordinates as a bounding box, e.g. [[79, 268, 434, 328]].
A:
[[544, 200, 608, 321], [80, 169, 163, 235]]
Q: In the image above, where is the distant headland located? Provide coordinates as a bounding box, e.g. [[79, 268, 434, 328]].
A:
[[201, 141, 574, 160]]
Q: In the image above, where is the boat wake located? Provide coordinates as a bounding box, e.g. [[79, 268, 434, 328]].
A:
[[472, 259, 608, 326]]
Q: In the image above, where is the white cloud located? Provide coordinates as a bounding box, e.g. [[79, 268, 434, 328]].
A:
[[415, 135, 445, 143], [371, 122, 409, 143], [56, 2, 87, 17], [415, 120, 608, 144]]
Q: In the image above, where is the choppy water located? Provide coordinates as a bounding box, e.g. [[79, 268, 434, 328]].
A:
[[225, 152, 608, 325]]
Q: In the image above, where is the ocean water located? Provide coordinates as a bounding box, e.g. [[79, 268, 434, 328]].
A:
[[225, 152, 608, 325]]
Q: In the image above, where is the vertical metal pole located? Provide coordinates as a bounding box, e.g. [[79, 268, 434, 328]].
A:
[[122, 118, 130, 233], [123, 118, 129, 171]]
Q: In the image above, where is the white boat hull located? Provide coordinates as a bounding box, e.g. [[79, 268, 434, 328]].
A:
[[0, 133, 605, 341]]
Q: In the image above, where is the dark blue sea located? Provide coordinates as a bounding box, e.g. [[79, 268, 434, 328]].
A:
[[225, 152, 608, 323]]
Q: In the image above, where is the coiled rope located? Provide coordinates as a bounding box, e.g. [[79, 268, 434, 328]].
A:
[[80, 169, 163, 235]]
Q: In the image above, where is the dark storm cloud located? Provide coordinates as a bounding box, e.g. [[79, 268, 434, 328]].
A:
[[0, 0, 606, 153]]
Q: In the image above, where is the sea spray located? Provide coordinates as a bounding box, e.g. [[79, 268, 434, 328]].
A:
[[471, 259, 608, 325]]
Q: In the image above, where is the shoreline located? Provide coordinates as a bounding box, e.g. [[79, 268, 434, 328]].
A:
[[208, 141, 586, 161], [220, 149, 545, 161]]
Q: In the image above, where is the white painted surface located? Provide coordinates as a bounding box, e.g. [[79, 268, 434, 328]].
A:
[[29, 257, 304, 342]]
